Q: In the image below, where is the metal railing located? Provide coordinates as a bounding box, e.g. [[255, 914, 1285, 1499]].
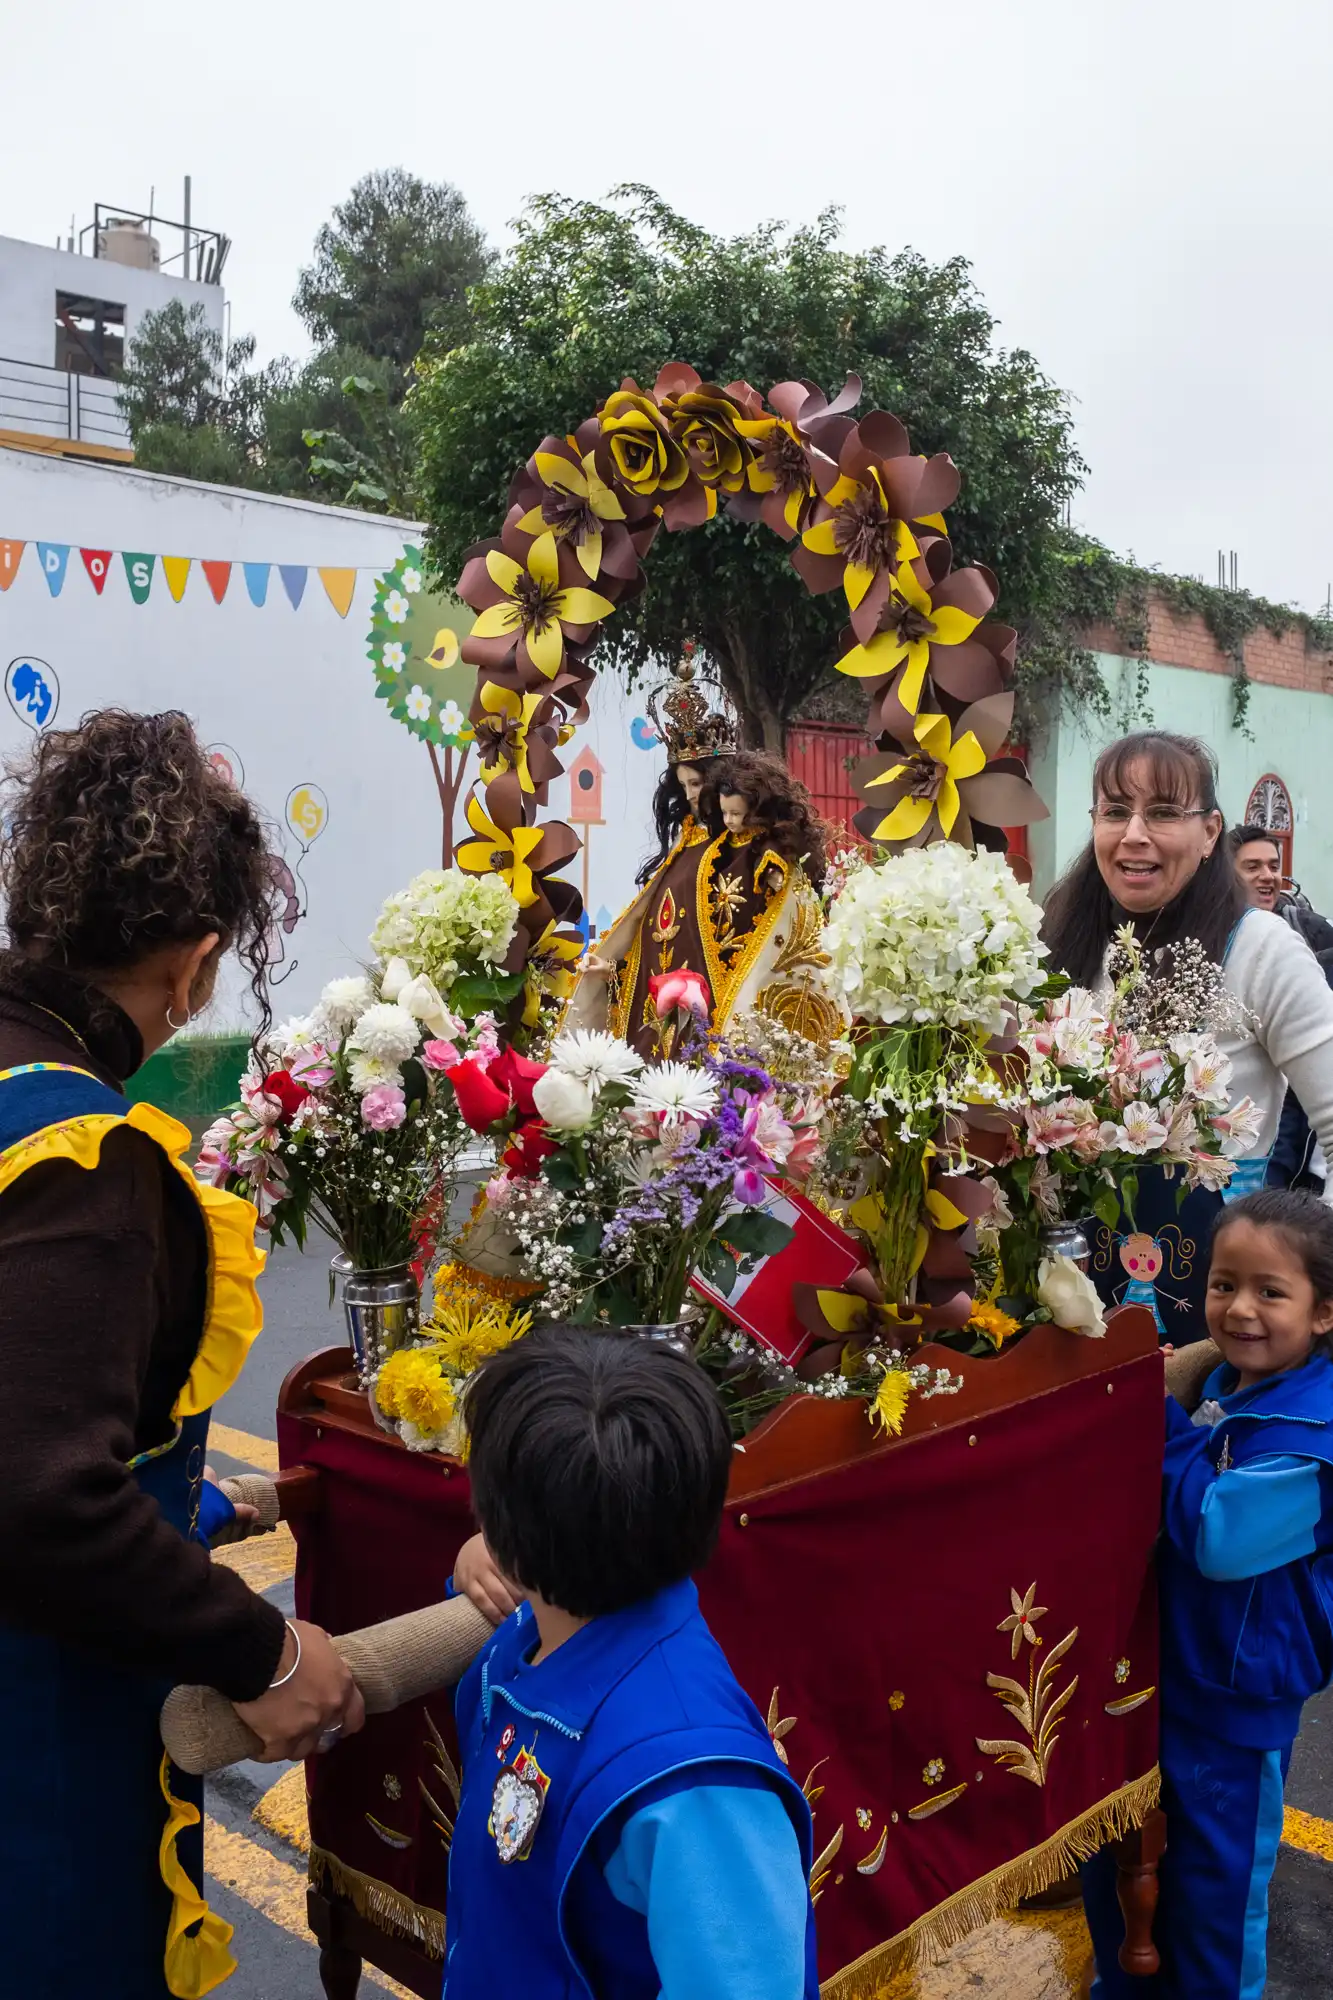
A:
[[0, 355, 131, 450]]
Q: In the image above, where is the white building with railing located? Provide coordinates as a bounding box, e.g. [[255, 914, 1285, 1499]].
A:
[[0, 192, 228, 462]]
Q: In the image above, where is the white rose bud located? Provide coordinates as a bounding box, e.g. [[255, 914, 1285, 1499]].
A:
[[396, 972, 454, 1040], [1036, 1255, 1107, 1338], [532, 1069, 596, 1133], [380, 956, 413, 1003]]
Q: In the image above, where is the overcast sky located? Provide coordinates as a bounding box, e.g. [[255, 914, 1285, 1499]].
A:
[[5, 0, 1330, 612]]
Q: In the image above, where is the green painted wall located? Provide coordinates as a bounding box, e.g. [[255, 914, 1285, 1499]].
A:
[[124, 1034, 249, 1131], [1028, 655, 1331, 912]]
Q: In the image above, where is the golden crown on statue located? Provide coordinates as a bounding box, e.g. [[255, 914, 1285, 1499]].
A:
[[646, 645, 739, 764]]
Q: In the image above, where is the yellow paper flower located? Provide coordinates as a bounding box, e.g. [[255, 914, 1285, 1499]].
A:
[[521, 919, 585, 1025], [968, 1300, 1022, 1350], [862, 711, 987, 841], [455, 791, 547, 906], [801, 466, 920, 617], [475, 682, 550, 792], [734, 413, 818, 535], [868, 1368, 911, 1436], [467, 532, 614, 681], [519, 448, 627, 582], [598, 387, 692, 502], [834, 558, 987, 716]]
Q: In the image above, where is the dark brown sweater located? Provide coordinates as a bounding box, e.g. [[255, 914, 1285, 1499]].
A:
[[0, 953, 286, 1700]]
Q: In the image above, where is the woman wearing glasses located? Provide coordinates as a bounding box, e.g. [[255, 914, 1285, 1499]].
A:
[[1042, 729, 1333, 1336]]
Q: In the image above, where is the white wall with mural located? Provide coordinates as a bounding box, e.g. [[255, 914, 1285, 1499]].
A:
[[0, 446, 663, 1029]]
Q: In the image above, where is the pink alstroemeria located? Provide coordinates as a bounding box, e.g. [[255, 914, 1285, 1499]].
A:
[[473, 1015, 502, 1071], [1024, 1099, 1082, 1154], [289, 1044, 335, 1089], [732, 1163, 769, 1206]]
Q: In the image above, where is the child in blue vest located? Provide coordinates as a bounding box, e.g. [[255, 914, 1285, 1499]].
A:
[[443, 1324, 819, 2000], [1082, 1188, 1333, 1998]]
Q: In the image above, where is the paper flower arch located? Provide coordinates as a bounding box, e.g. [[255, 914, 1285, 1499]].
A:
[[449, 366, 1047, 996]]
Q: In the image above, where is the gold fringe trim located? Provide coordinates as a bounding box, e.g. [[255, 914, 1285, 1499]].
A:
[[820, 1765, 1160, 2000], [308, 1844, 445, 1960]]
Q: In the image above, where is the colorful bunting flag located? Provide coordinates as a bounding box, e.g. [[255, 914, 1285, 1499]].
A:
[[37, 543, 70, 597], [123, 553, 155, 604], [318, 567, 357, 618], [80, 548, 112, 595], [0, 538, 390, 610]]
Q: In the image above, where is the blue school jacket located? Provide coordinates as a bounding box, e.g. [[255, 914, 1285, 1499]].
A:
[[1160, 1354, 1333, 1747], [444, 1577, 819, 1999]]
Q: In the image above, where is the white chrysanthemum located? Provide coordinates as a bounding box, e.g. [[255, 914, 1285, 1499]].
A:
[[349, 1052, 402, 1096], [320, 976, 375, 1029], [630, 1062, 719, 1125], [549, 1029, 644, 1097], [268, 1013, 321, 1058], [347, 1002, 420, 1065], [822, 843, 1046, 1034]]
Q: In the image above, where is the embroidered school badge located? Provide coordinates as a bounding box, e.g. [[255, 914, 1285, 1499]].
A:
[[490, 1748, 550, 1864]]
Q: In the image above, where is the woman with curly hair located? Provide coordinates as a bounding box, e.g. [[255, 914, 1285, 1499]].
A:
[[0, 710, 362, 1998]]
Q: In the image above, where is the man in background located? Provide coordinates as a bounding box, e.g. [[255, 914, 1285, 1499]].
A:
[[1229, 825, 1333, 1192]]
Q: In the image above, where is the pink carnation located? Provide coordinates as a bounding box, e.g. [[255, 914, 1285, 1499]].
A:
[[360, 1084, 407, 1131], [422, 1039, 461, 1072]]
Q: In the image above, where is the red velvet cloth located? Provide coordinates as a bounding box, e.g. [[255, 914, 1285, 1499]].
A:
[[281, 1344, 1162, 1987]]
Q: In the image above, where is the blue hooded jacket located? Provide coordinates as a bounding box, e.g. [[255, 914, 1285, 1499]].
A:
[[1160, 1354, 1333, 1747], [444, 1577, 818, 1999]]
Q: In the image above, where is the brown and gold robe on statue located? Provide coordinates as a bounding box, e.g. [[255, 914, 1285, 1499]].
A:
[[568, 824, 846, 1057]]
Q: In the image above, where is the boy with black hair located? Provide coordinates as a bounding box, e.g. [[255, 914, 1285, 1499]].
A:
[[443, 1324, 818, 1999]]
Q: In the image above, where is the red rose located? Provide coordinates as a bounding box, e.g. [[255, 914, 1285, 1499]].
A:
[[448, 1057, 511, 1132], [648, 969, 711, 1022], [260, 1070, 309, 1120], [489, 1046, 549, 1120], [502, 1117, 560, 1179]]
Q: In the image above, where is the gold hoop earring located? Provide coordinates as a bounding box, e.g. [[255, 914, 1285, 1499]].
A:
[[166, 1005, 191, 1032]]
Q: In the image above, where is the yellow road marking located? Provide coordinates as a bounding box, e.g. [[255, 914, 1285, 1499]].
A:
[[253, 1764, 310, 1854], [205, 1814, 413, 1998], [213, 1520, 297, 1592], [208, 1422, 280, 1473], [1283, 1803, 1333, 1864]]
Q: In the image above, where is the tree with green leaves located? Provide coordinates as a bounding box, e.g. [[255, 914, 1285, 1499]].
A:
[[293, 168, 491, 381], [413, 188, 1088, 748], [116, 300, 285, 488]]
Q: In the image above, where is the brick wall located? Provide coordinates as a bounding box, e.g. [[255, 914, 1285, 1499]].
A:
[[1083, 593, 1333, 696]]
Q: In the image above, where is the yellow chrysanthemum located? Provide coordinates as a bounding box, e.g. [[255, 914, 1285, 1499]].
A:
[[968, 1300, 1023, 1351], [376, 1348, 457, 1436], [868, 1368, 911, 1437], [423, 1278, 534, 1379]]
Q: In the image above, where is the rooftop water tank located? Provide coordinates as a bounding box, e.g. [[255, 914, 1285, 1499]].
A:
[[97, 218, 160, 271]]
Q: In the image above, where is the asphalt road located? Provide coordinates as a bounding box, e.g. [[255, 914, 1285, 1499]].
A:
[[202, 1239, 1333, 2000]]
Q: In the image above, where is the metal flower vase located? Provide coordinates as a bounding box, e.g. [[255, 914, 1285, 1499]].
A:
[[1038, 1220, 1092, 1272], [333, 1253, 420, 1387]]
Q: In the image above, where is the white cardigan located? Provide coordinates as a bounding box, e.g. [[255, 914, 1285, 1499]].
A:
[[1215, 910, 1333, 1195]]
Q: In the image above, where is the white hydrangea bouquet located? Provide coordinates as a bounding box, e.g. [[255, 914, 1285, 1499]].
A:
[[197, 868, 522, 1270], [821, 842, 1053, 1311]]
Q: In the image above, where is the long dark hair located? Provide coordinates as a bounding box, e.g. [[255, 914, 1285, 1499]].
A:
[[635, 762, 707, 887], [699, 750, 830, 891], [1041, 731, 1244, 985]]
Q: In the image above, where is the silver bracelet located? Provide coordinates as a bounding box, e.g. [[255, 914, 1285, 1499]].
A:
[[268, 1619, 302, 1689]]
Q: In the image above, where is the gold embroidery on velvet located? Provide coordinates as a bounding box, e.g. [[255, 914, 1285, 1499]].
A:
[[1105, 1688, 1157, 1716], [419, 1708, 462, 1854], [907, 1781, 970, 1821], [976, 1586, 1080, 1788]]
